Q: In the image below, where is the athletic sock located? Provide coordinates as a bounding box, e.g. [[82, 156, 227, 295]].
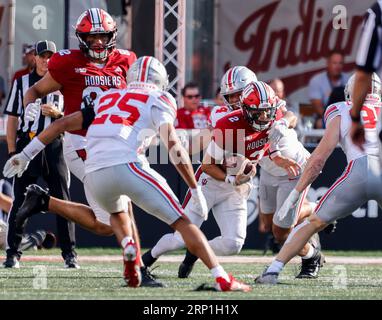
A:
[[211, 265, 230, 282], [183, 249, 199, 265], [266, 259, 284, 274]]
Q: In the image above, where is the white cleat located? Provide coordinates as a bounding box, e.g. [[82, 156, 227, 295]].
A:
[[254, 272, 279, 285]]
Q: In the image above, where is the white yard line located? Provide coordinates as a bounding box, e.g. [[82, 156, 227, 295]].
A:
[[2, 255, 382, 265]]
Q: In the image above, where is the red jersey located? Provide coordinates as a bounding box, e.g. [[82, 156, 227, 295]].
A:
[[212, 109, 283, 162], [48, 49, 137, 136], [175, 106, 211, 129]]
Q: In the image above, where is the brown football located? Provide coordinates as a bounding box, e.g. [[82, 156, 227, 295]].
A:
[[243, 162, 254, 175]]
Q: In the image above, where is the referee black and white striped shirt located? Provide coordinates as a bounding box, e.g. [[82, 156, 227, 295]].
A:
[[356, 1, 382, 76], [4, 69, 64, 137]]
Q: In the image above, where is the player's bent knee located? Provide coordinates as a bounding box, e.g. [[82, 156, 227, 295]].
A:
[[272, 225, 291, 244], [308, 214, 328, 231], [213, 238, 243, 256]]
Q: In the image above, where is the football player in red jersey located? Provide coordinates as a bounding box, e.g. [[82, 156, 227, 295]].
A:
[[15, 8, 159, 286]]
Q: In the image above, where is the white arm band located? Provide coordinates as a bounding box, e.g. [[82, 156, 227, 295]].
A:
[[23, 138, 47, 160]]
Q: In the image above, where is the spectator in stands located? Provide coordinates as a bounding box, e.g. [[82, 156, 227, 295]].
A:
[[308, 50, 349, 128], [214, 87, 225, 106], [175, 82, 211, 129], [12, 44, 36, 83], [269, 78, 299, 115]]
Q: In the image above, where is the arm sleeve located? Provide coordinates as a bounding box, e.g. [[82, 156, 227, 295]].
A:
[[356, 3, 382, 72], [81, 107, 96, 130]]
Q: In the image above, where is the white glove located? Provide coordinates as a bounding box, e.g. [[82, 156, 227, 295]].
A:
[[278, 189, 300, 221], [190, 186, 208, 221], [24, 99, 41, 122], [3, 152, 31, 178], [268, 118, 289, 144]]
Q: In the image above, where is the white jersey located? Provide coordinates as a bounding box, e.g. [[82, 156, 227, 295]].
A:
[[324, 100, 381, 162], [85, 82, 177, 174], [259, 129, 310, 177], [209, 105, 232, 128]]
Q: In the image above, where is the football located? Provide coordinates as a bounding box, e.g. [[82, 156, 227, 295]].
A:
[[243, 162, 254, 175]]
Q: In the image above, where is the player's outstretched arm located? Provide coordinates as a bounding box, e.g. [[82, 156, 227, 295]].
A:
[[159, 122, 198, 189], [3, 111, 84, 178], [277, 117, 340, 220], [159, 122, 208, 220], [200, 146, 226, 182], [23, 72, 62, 107], [294, 116, 340, 193]]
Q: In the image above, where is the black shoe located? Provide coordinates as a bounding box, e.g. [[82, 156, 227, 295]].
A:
[[263, 233, 282, 255], [3, 255, 20, 268], [141, 249, 158, 268], [296, 251, 325, 279], [15, 184, 50, 229], [64, 253, 80, 269], [140, 267, 165, 287], [178, 262, 194, 278]]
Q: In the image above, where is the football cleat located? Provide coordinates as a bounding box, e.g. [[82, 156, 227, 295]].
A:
[[15, 184, 50, 230], [215, 274, 252, 292], [296, 251, 325, 279], [140, 267, 165, 288], [2, 255, 20, 269], [123, 240, 142, 288], [254, 271, 279, 285], [178, 262, 195, 279], [64, 252, 80, 269]]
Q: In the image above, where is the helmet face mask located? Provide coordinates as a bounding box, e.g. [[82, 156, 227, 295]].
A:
[[75, 8, 117, 61], [240, 81, 277, 131], [126, 56, 169, 91], [221, 66, 257, 110]]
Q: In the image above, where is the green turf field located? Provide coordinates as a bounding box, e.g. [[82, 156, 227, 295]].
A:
[[1, 248, 382, 300]]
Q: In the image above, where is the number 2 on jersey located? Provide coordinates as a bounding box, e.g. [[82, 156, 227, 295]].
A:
[[92, 92, 148, 126]]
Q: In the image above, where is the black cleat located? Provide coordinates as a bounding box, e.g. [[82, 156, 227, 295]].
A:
[[263, 233, 282, 255], [3, 255, 20, 268], [296, 251, 325, 279], [15, 184, 50, 229], [64, 252, 80, 269], [140, 267, 165, 287], [178, 262, 194, 278]]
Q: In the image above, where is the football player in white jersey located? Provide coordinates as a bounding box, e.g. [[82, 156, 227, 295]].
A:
[[4, 57, 252, 291], [141, 66, 259, 277], [255, 73, 382, 284], [141, 68, 301, 278]]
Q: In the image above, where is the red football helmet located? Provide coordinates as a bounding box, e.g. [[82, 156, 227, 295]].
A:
[[75, 8, 117, 60], [240, 81, 278, 131]]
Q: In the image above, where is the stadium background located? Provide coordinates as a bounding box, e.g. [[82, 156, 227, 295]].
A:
[[0, 0, 379, 251]]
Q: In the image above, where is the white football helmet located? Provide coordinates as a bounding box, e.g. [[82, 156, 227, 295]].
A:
[[345, 72, 382, 103], [220, 66, 257, 110], [126, 56, 169, 91]]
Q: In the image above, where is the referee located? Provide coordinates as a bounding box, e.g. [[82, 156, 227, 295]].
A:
[[3, 40, 78, 268], [351, 1, 382, 149]]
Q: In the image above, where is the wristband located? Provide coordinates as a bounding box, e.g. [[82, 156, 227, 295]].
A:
[[23, 137, 46, 160], [350, 113, 361, 123]]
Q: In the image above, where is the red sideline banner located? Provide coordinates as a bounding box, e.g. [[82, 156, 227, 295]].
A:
[[216, 0, 373, 103]]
